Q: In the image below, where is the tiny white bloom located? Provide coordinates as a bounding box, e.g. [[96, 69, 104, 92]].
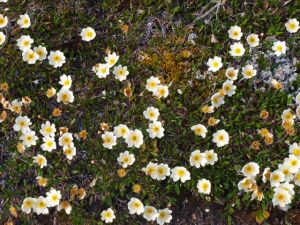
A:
[[21, 197, 36, 214], [33, 196, 49, 215], [13, 115, 31, 132], [289, 143, 300, 158], [278, 163, 294, 182], [222, 80, 236, 96], [80, 27, 96, 41], [153, 85, 169, 98], [270, 170, 285, 187], [59, 74, 72, 89], [272, 189, 292, 208], [228, 25, 243, 40], [57, 201, 72, 214], [57, 88, 74, 104], [285, 18, 299, 33], [241, 162, 260, 178], [207, 56, 223, 72], [272, 41, 286, 57], [113, 124, 129, 138], [190, 150, 207, 168], [283, 155, 300, 173], [17, 14, 31, 28], [191, 124, 207, 138], [40, 121, 56, 137], [147, 121, 165, 139], [20, 129, 38, 147], [204, 150, 218, 165], [225, 67, 238, 80], [22, 49, 39, 64], [170, 166, 191, 183], [143, 206, 158, 222], [46, 188, 61, 207], [146, 76, 160, 92], [229, 42, 245, 57], [0, 14, 8, 28], [128, 197, 144, 215], [48, 50, 66, 68], [157, 208, 172, 225], [41, 136, 56, 152], [212, 129, 229, 147], [242, 65, 257, 79], [101, 131, 117, 149], [117, 151, 135, 168], [63, 145, 76, 160], [101, 208, 116, 223], [105, 52, 119, 68], [33, 154, 47, 168], [58, 132, 74, 147], [0, 31, 6, 45], [156, 163, 171, 181], [33, 45, 48, 61], [17, 35, 33, 51], [125, 129, 144, 148], [93, 63, 109, 78], [197, 179, 211, 194], [211, 93, 225, 108], [143, 106, 160, 121], [246, 34, 259, 47], [113, 65, 129, 81], [142, 162, 158, 180]]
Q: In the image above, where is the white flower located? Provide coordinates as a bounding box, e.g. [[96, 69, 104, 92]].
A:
[[142, 162, 158, 179], [125, 129, 144, 148], [153, 85, 169, 98], [191, 124, 207, 138], [146, 76, 160, 92], [13, 115, 31, 132], [285, 18, 299, 33], [105, 52, 119, 68], [59, 74, 72, 89], [41, 136, 56, 152], [272, 189, 292, 208], [33, 196, 49, 215], [46, 188, 61, 207], [17, 35, 33, 51], [48, 50, 66, 68], [0, 31, 6, 45], [143, 206, 158, 222], [270, 170, 285, 187], [289, 143, 300, 158], [157, 208, 172, 225], [20, 130, 38, 147], [147, 121, 165, 139], [225, 67, 238, 80], [228, 25, 243, 40], [246, 34, 259, 47], [0, 14, 8, 28], [170, 166, 191, 183], [278, 163, 294, 182], [21, 197, 36, 214], [102, 131, 117, 149], [40, 121, 56, 137], [222, 80, 236, 96], [238, 177, 254, 192], [241, 162, 260, 178], [80, 27, 96, 41], [57, 201, 72, 214], [283, 155, 300, 173], [63, 145, 76, 160], [101, 208, 116, 223], [113, 124, 129, 138], [33, 45, 48, 61], [272, 41, 286, 57], [281, 109, 295, 121], [128, 198, 144, 215], [93, 63, 109, 78], [33, 154, 47, 168], [113, 65, 129, 81], [190, 150, 207, 168], [10, 99, 23, 114], [211, 93, 225, 108], [58, 132, 73, 147], [156, 163, 170, 181], [274, 182, 295, 197], [22, 49, 39, 64], [296, 105, 300, 119], [57, 88, 74, 104], [207, 56, 223, 72], [204, 150, 218, 165], [229, 42, 245, 57], [197, 179, 211, 194], [117, 151, 135, 168], [17, 14, 31, 28], [0, 0, 8, 2], [296, 92, 300, 104], [212, 129, 229, 147], [143, 106, 160, 121], [242, 65, 257, 79]]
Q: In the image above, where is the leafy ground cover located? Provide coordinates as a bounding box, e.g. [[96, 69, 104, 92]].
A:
[[0, 0, 299, 224]]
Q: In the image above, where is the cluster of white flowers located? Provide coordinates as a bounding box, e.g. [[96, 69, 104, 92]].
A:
[[128, 197, 172, 225], [92, 52, 130, 81], [57, 74, 75, 104], [146, 76, 169, 98], [144, 106, 165, 139], [21, 188, 63, 215], [59, 131, 76, 160]]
